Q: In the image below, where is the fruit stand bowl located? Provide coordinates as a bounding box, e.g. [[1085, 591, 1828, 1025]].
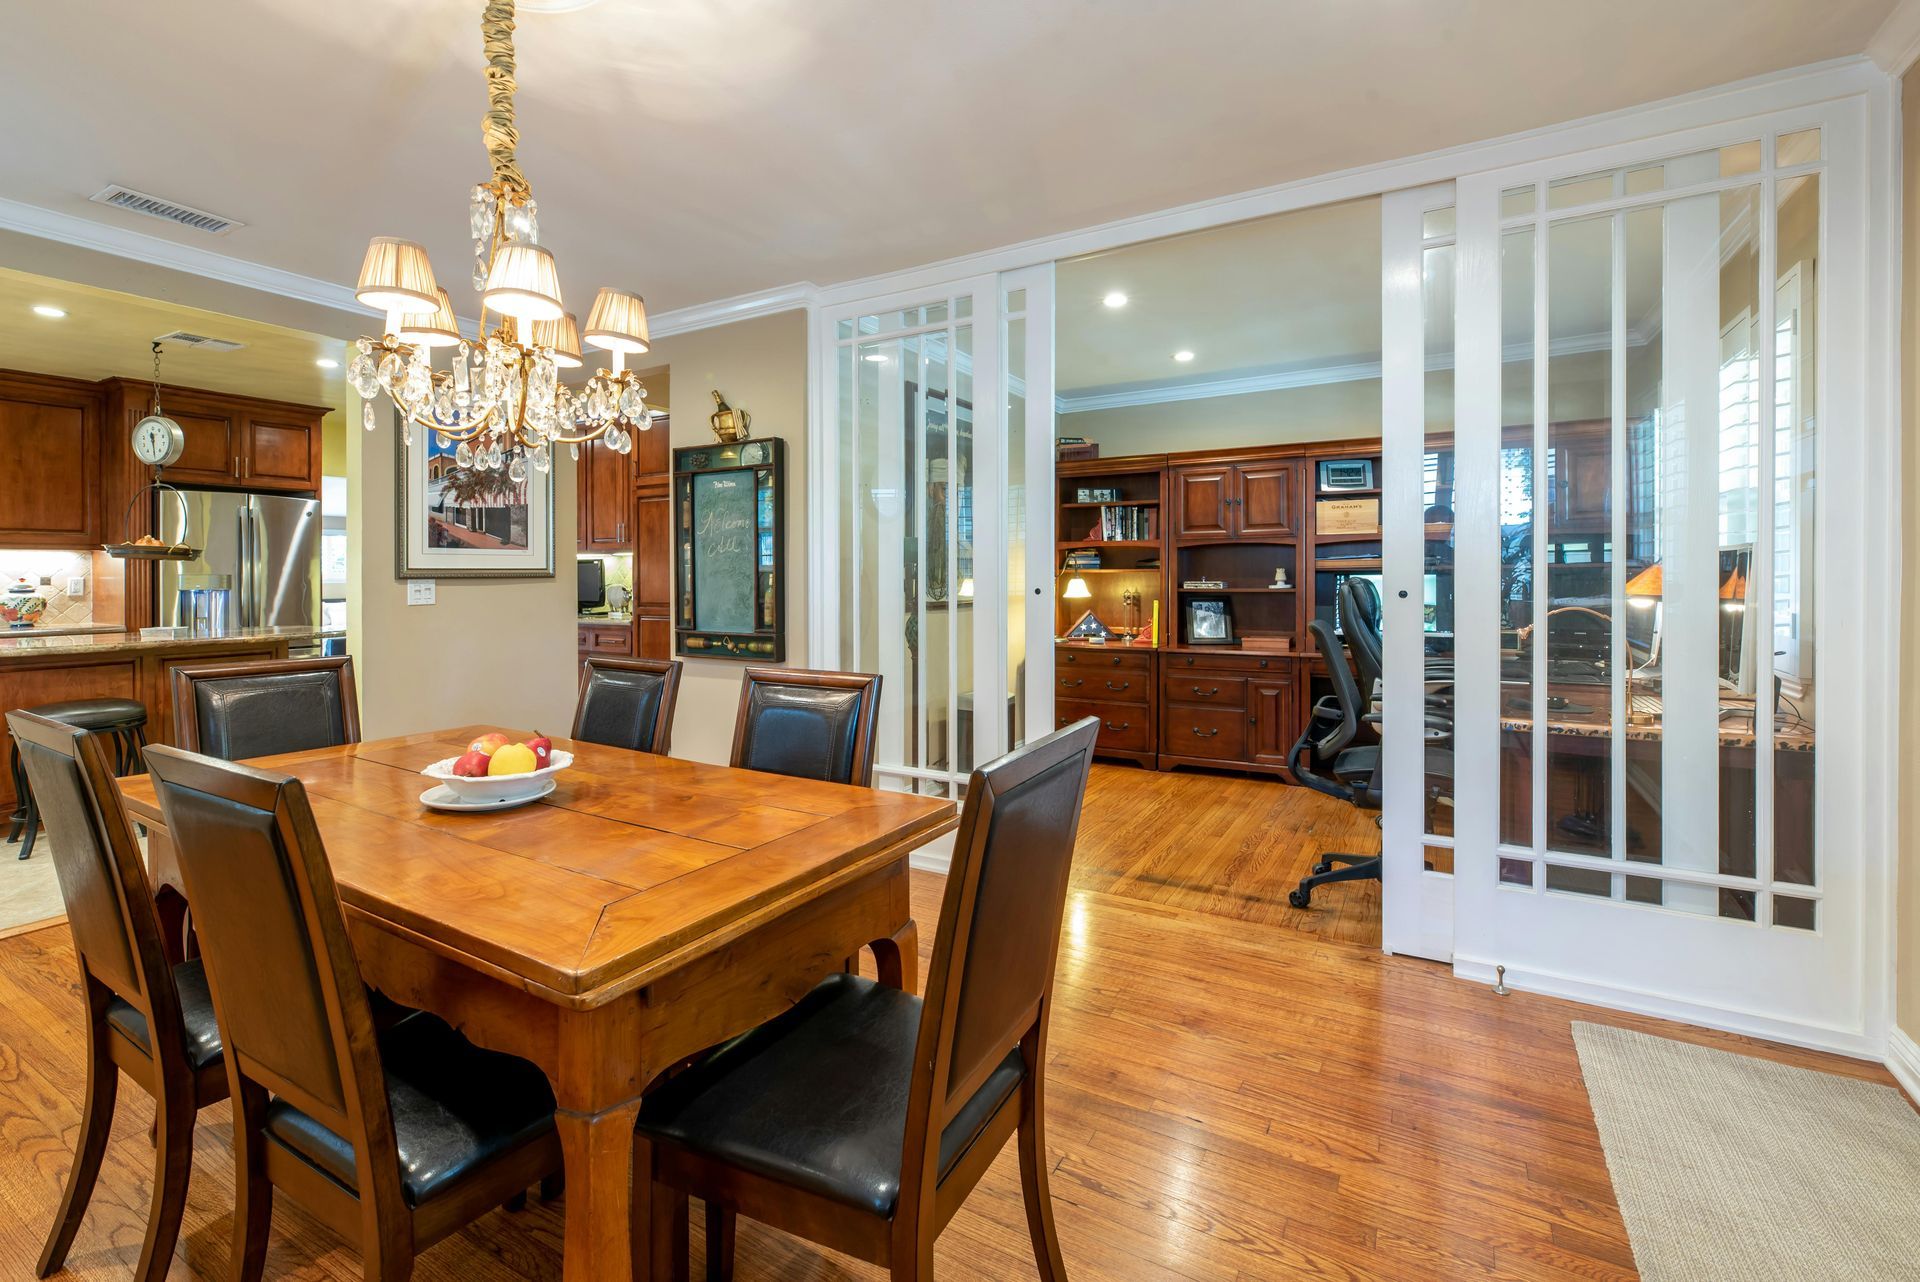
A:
[[420, 750, 573, 806]]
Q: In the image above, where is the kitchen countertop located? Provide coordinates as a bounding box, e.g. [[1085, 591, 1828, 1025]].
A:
[[578, 614, 633, 625], [0, 626, 324, 659]]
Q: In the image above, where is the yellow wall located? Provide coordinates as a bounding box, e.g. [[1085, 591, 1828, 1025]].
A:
[[642, 310, 810, 764], [1898, 63, 1920, 1036], [321, 410, 347, 478], [344, 384, 580, 741]]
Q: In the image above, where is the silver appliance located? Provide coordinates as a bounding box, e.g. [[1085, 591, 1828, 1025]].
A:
[[157, 490, 320, 640]]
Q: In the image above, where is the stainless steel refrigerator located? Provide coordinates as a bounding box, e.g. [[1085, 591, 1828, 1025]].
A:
[[156, 490, 321, 635]]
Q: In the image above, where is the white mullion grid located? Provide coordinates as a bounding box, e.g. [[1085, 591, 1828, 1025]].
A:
[[1754, 138, 1779, 925], [1498, 162, 1823, 231], [844, 343, 861, 672], [946, 308, 961, 793], [878, 763, 961, 786], [1608, 207, 1628, 899], [1532, 848, 1821, 899], [912, 334, 931, 791], [1529, 183, 1550, 881]]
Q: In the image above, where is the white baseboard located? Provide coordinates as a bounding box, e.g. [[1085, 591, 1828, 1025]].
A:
[[1453, 953, 1883, 1062], [907, 829, 954, 875], [1886, 1027, 1920, 1102]]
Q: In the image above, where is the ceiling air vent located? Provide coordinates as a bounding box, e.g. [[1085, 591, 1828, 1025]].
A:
[[89, 185, 244, 236], [154, 330, 247, 353]]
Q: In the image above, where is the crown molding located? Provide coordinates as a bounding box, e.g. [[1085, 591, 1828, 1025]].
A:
[[0, 196, 363, 316], [1868, 0, 1920, 75], [646, 281, 819, 339]]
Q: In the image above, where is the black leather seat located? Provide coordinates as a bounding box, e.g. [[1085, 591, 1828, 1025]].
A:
[[639, 973, 1023, 1217], [261, 1011, 557, 1208], [573, 656, 681, 755], [24, 698, 148, 732], [9, 696, 148, 860], [105, 958, 223, 1071], [731, 668, 882, 786]]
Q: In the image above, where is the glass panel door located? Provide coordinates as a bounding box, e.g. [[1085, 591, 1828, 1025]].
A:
[[1450, 109, 1872, 1046], [824, 272, 1051, 799]]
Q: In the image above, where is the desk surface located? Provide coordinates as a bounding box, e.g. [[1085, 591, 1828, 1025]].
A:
[[118, 726, 957, 1004], [1498, 694, 1815, 751]]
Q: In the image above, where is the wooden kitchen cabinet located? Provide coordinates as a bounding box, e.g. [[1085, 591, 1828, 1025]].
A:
[[1172, 467, 1234, 540], [577, 622, 633, 659], [579, 434, 632, 551], [0, 371, 101, 547], [633, 415, 672, 659], [99, 379, 326, 493], [1159, 650, 1296, 778]]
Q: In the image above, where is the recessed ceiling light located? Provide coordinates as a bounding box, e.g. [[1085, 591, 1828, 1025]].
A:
[[315, 358, 340, 369], [863, 353, 888, 363], [32, 304, 66, 319], [1173, 350, 1195, 363], [1102, 291, 1128, 309]]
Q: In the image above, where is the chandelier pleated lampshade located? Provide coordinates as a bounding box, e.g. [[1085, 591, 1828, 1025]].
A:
[[397, 287, 462, 349], [483, 243, 565, 321], [529, 311, 584, 368], [355, 238, 440, 313], [584, 288, 651, 353]]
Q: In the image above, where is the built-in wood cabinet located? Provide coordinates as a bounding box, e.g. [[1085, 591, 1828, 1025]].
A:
[[1158, 650, 1297, 777], [1055, 644, 1157, 766], [578, 622, 633, 659], [98, 379, 326, 494], [633, 416, 672, 660], [0, 372, 101, 548], [1173, 459, 1295, 540], [578, 435, 632, 551]]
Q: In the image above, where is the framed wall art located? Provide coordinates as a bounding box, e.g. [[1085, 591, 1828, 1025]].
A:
[[674, 437, 785, 660], [395, 409, 556, 579]]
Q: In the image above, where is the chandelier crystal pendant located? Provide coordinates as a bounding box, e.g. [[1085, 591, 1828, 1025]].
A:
[[350, 0, 652, 478]]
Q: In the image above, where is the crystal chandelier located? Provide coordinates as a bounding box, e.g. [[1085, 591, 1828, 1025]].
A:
[[348, 0, 652, 481]]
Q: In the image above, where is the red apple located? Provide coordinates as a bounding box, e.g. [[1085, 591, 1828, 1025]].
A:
[[467, 732, 511, 756], [451, 749, 492, 778], [524, 733, 553, 769]]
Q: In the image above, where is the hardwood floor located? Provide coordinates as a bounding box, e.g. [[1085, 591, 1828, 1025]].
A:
[[1076, 763, 1384, 945], [0, 765, 1898, 1281]]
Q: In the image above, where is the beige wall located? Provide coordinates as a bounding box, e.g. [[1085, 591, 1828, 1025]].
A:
[[643, 309, 811, 764], [345, 386, 580, 741], [1898, 64, 1920, 1036]]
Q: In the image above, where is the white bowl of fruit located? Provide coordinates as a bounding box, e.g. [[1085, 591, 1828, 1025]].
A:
[[419, 731, 572, 810]]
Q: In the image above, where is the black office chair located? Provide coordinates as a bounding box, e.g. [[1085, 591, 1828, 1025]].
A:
[[1287, 618, 1384, 908]]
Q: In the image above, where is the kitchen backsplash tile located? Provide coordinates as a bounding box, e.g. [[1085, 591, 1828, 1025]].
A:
[[0, 550, 96, 629]]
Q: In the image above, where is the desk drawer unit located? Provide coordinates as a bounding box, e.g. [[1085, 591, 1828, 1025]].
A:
[[1055, 645, 1156, 766], [1158, 651, 1298, 777]]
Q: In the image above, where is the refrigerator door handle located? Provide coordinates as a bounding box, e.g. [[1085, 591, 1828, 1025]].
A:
[[238, 502, 254, 628]]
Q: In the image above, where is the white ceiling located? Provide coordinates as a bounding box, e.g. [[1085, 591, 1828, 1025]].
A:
[[0, 0, 1895, 321]]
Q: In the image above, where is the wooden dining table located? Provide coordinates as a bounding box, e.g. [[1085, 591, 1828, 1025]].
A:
[[117, 726, 957, 1282]]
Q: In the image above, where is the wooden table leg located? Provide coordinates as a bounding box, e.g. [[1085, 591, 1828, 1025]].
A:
[[871, 919, 919, 994], [556, 1100, 647, 1282]]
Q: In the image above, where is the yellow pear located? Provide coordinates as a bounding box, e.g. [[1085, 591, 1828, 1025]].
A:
[[487, 742, 539, 776]]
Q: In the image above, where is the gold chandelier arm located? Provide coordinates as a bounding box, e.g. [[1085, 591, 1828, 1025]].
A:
[[480, 0, 529, 198]]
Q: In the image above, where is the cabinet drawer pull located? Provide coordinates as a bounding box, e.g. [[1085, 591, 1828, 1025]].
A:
[[1061, 678, 1084, 688], [1191, 685, 1219, 697], [1062, 653, 1077, 664], [1259, 658, 1270, 668], [1105, 680, 1129, 691], [1192, 726, 1220, 738], [1108, 656, 1123, 666], [1103, 720, 1130, 732]]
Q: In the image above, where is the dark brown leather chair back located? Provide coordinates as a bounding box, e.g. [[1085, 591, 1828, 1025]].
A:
[[172, 656, 361, 761], [144, 745, 398, 1190], [729, 667, 882, 786], [572, 656, 682, 754], [6, 710, 179, 1031], [907, 717, 1097, 1184]]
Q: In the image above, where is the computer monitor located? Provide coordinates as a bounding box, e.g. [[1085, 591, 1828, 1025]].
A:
[[577, 557, 606, 612]]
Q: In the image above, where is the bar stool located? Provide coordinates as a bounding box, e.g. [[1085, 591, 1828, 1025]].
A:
[[7, 698, 148, 861]]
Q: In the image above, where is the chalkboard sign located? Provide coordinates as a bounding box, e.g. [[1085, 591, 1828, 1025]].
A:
[[674, 438, 784, 660]]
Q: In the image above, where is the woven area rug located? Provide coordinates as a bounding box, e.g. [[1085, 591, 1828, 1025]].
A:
[[1573, 1022, 1920, 1281]]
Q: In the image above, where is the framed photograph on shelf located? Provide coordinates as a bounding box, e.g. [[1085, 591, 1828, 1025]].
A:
[[1075, 486, 1122, 503], [1184, 596, 1235, 646], [395, 409, 555, 579]]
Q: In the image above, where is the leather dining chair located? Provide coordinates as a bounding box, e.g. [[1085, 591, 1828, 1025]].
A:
[[635, 716, 1100, 1282], [729, 667, 882, 786], [573, 656, 683, 754], [143, 746, 564, 1282], [171, 655, 360, 761], [7, 710, 228, 1282]]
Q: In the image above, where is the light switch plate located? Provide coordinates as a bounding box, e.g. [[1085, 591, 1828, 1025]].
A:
[[66, 576, 86, 597], [406, 579, 436, 606]]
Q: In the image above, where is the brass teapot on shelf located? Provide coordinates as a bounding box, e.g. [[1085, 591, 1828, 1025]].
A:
[[709, 390, 751, 443]]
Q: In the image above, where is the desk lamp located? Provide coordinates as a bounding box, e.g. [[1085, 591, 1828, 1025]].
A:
[[1624, 563, 1663, 725]]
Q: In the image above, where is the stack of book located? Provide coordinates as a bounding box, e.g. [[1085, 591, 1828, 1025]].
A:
[[1061, 549, 1103, 572]]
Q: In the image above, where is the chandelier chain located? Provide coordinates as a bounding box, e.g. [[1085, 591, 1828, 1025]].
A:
[[480, 0, 528, 198]]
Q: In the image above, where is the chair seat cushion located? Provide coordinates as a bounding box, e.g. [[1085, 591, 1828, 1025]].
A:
[[637, 973, 1025, 1218], [26, 698, 147, 731], [106, 958, 223, 1071], [1332, 745, 1378, 780], [263, 1012, 556, 1207]]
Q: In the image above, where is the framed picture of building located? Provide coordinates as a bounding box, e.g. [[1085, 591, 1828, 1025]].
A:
[[394, 409, 556, 579]]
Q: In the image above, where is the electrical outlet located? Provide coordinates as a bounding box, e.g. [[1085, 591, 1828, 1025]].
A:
[[406, 579, 436, 606], [66, 576, 86, 597]]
